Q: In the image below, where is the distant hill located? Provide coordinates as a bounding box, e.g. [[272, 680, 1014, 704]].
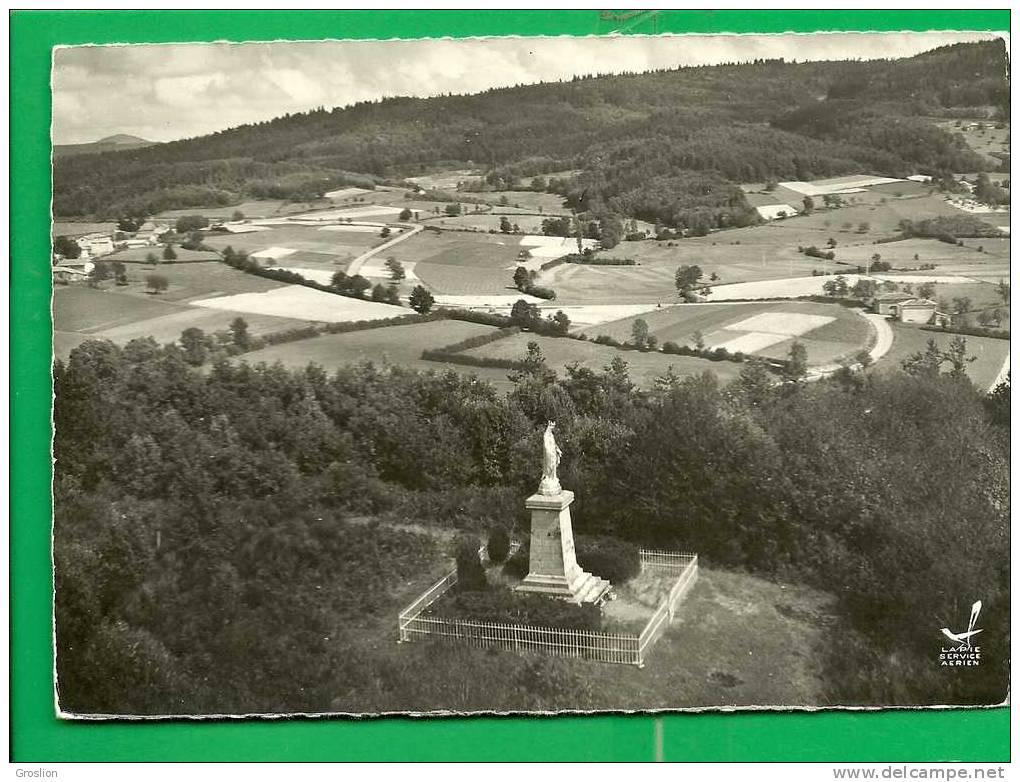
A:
[[54, 134, 155, 159], [52, 40, 1008, 226]]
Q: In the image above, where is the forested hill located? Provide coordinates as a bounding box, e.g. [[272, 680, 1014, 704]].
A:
[[53, 40, 1008, 222]]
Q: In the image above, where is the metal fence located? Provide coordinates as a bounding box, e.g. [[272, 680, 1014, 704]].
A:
[[638, 551, 699, 658], [397, 548, 698, 667]]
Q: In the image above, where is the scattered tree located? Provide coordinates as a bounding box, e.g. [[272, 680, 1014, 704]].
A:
[[513, 266, 531, 291], [782, 340, 808, 382], [631, 318, 650, 349], [179, 327, 210, 366], [409, 285, 435, 314], [163, 245, 177, 261], [229, 317, 251, 350], [175, 215, 209, 234], [385, 257, 406, 282], [146, 274, 169, 295], [53, 235, 82, 259], [674, 265, 703, 297]]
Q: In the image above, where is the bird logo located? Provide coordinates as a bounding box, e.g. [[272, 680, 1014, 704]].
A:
[[941, 601, 983, 648]]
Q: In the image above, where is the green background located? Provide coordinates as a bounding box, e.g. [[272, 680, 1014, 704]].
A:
[[10, 9, 1010, 762]]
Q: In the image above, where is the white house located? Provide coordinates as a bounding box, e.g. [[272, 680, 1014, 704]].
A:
[[77, 234, 115, 257]]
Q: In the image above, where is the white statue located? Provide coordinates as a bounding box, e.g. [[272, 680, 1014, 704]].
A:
[[538, 421, 562, 495]]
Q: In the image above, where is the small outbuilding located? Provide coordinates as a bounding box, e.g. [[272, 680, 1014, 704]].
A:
[[871, 291, 914, 316], [892, 298, 939, 324]]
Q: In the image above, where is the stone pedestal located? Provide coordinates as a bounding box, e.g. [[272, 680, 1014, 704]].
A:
[[516, 490, 611, 605]]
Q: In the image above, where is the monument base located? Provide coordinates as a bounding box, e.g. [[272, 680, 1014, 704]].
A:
[[515, 489, 612, 605], [516, 570, 613, 605]]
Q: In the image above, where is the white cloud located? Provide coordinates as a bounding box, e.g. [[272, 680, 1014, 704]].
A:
[[51, 32, 1001, 144]]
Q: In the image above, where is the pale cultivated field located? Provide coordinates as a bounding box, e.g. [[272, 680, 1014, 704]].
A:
[[594, 301, 871, 366], [705, 273, 986, 301], [710, 312, 835, 353], [777, 175, 906, 197], [318, 224, 387, 233], [324, 187, 374, 200], [288, 206, 405, 221], [190, 285, 406, 323], [433, 293, 545, 307], [275, 267, 336, 285], [520, 234, 599, 258]]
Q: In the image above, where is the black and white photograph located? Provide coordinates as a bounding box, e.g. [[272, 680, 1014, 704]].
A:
[[50, 30, 1010, 717]]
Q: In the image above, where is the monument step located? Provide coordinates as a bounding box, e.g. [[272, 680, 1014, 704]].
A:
[[574, 574, 612, 605]]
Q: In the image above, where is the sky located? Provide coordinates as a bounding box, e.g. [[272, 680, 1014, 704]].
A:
[[51, 31, 1002, 145]]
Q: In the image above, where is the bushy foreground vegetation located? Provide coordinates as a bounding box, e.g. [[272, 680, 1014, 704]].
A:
[[53, 329, 1009, 713]]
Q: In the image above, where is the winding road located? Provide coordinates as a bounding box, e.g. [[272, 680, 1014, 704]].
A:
[[346, 223, 423, 276]]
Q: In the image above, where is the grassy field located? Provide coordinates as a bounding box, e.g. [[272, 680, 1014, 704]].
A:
[[461, 332, 742, 387], [105, 246, 221, 263], [203, 224, 382, 268], [54, 286, 185, 332], [106, 261, 286, 303], [386, 230, 521, 267], [430, 215, 553, 234], [52, 221, 117, 237], [476, 190, 571, 213], [53, 285, 309, 359], [874, 321, 1009, 391], [156, 199, 333, 219], [593, 301, 871, 366], [234, 319, 511, 385], [546, 263, 685, 304]]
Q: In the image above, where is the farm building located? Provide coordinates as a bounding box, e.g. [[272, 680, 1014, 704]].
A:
[[77, 235, 115, 257], [891, 298, 939, 324], [250, 246, 297, 266], [872, 291, 914, 316], [755, 204, 799, 221], [52, 261, 93, 283]]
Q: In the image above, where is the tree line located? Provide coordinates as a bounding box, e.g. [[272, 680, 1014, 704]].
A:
[[53, 328, 1009, 713]]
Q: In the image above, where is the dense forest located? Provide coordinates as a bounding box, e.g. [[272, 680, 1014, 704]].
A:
[[53, 40, 1007, 228], [54, 337, 1009, 713]]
